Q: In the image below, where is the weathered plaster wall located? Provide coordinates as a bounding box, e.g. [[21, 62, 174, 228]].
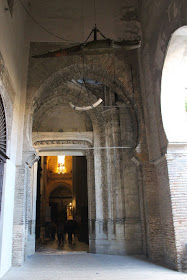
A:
[[33, 106, 88, 133]]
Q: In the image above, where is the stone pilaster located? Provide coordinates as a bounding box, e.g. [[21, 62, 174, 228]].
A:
[[25, 161, 38, 257], [12, 152, 38, 266], [166, 143, 187, 271], [86, 151, 96, 241], [12, 164, 29, 266], [39, 157, 47, 240], [97, 107, 126, 254]]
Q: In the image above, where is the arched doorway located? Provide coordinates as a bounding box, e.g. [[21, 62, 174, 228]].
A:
[[35, 154, 89, 251], [13, 48, 145, 264], [161, 26, 187, 143], [30, 69, 142, 255], [49, 185, 72, 223]]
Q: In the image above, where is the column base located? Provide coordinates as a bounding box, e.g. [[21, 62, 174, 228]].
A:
[[89, 239, 142, 255], [26, 234, 35, 257]]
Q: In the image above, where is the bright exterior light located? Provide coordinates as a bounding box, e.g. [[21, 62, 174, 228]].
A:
[[161, 27, 187, 142], [58, 156, 65, 174], [185, 89, 187, 112]]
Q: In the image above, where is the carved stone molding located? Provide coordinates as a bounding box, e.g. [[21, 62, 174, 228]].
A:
[[48, 172, 72, 179], [33, 139, 93, 148]]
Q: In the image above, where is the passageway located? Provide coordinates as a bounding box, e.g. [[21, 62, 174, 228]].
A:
[[1, 0, 187, 277], [36, 155, 89, 254], [2, 254, 187, 280]]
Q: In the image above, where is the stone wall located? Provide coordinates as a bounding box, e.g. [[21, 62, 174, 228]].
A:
[[139, 0, 187, 271]]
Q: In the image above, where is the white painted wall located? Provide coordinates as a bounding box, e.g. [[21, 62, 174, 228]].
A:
[[0, 162, 16, 277], [0, 0, 29, 277]]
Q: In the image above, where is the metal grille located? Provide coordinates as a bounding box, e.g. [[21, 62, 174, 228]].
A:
[[0, 96, 6, 214], [0, 96, 6, 158]]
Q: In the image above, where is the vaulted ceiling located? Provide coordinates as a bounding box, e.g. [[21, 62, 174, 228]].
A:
[[25, 0, 141, 44]]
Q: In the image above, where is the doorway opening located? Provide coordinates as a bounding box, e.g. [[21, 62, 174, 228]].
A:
[[35, 155, 88, 253], [161, 26, 187, 142]]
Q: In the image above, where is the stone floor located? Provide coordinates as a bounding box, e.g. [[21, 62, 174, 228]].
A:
[[36, 234, 89, 254], [2, 238, 187, 280]]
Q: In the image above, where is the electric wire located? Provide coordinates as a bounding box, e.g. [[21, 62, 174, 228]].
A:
[[113, 55, 116, 82], [36, 146, 133, 150], [75, 1, 86, 107], [130, 65, 135, 94], [35, 104, 132, 108], [94, 0, 96, 25], [18, 0, 77, 43], [97, 28, 107, 40], [12, 0, 19, 8]]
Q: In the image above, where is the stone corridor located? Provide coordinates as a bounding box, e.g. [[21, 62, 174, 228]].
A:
[[2, 253, 187, 280], [1, 0, 187, 277]]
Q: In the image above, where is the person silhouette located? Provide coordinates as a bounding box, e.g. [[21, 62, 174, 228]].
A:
[[57, 219, 64, 246]]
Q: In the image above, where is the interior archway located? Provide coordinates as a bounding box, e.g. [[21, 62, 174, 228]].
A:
[[21, 43, 145, 259], [30, 64, 142, 255]]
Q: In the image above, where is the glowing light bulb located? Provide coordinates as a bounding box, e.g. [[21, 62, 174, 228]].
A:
[[58, 155, 65, 164], [58, 156, 65, 174]]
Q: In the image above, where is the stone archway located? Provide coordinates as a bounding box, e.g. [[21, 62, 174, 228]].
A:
[[161, 26, 187, 143], [12, 48, 146, 265]]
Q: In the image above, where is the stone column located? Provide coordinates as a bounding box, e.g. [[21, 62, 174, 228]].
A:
[[39, 156, 47, 240], [94, 147, 106, 241], [25, 161, 38, 257], [92, 121, 108, 247], [86, 150, 96, 252], [101, 107, 125, 254]]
